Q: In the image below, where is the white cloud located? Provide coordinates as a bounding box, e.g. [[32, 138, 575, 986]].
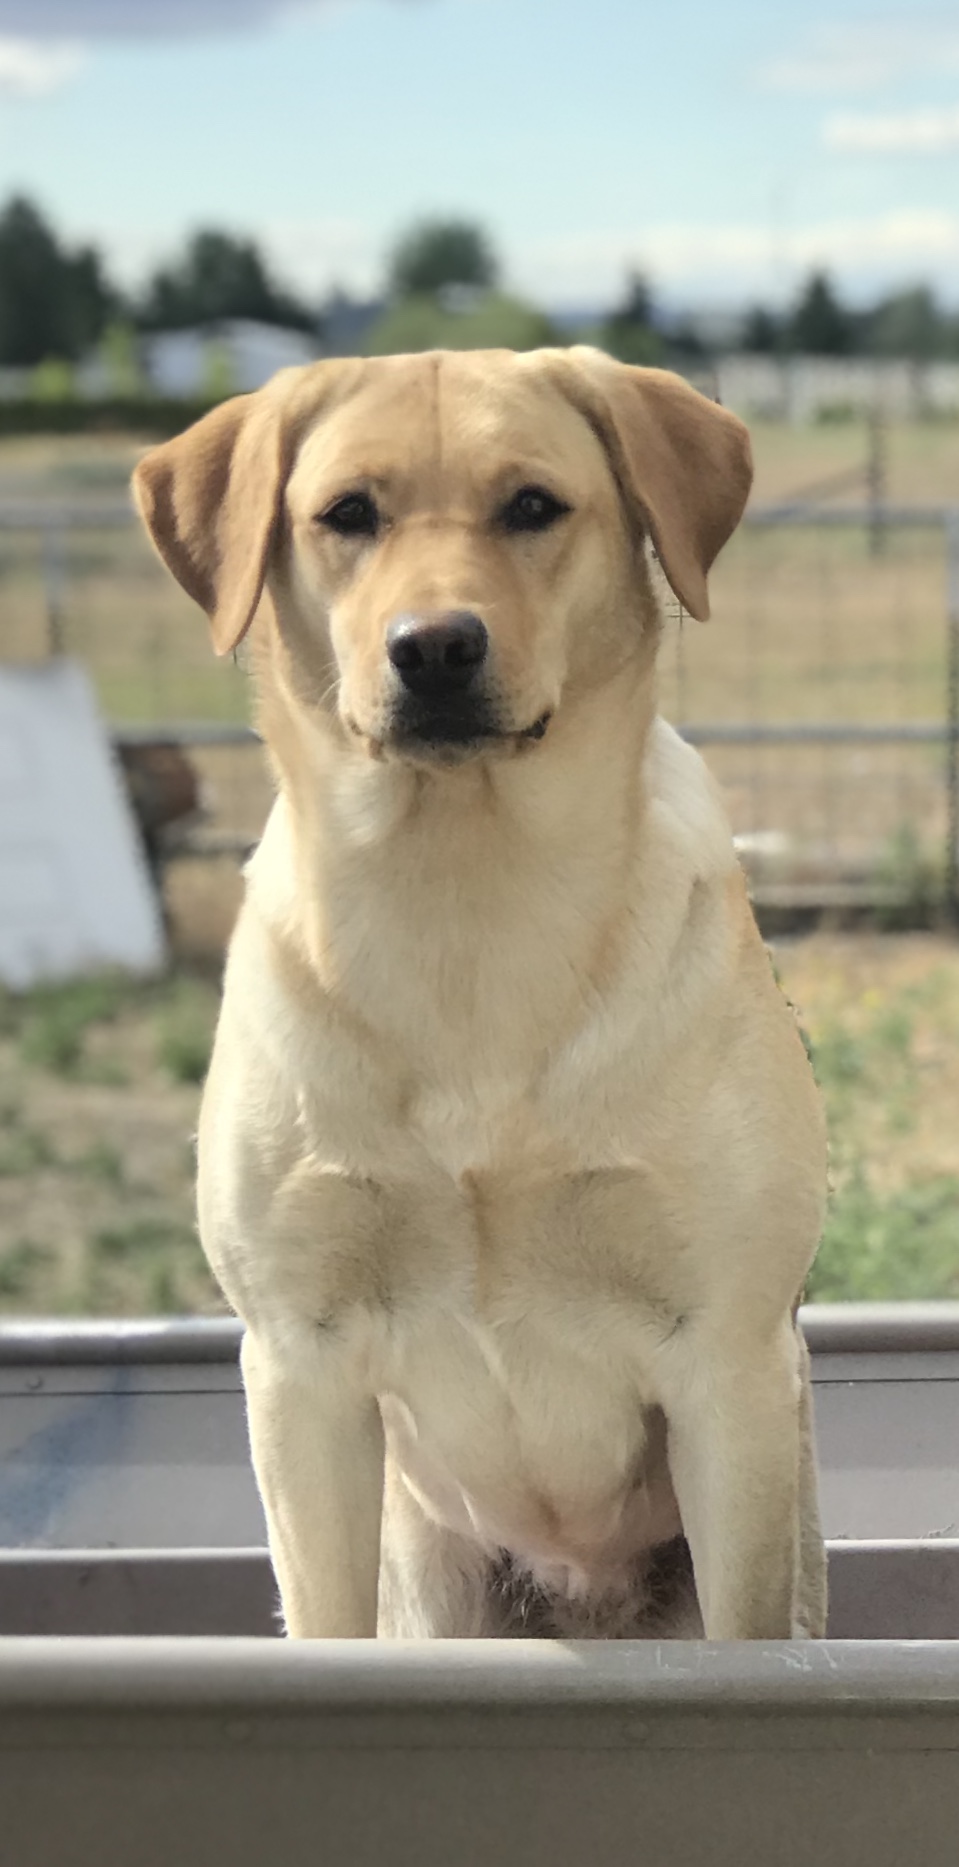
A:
[[70, 213, 383, 299], [513, 212, 959, 306], [825, 104, 959, 152], [260, 217, 381, 298], [60, 209, 959, 313], [0, 36, 83, 92], [785, 209, 959, 267], [758, 19, 959, 94]]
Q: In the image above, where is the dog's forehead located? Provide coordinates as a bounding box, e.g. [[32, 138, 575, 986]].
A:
[[288, 351, 598, 493]]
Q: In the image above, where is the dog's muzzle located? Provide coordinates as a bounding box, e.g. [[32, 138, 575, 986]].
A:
[[388, 608, 492, 746], [379, 610, 551, 757]]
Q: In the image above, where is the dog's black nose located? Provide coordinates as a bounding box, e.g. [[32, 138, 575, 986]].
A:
[[386, 611, 489, 697]]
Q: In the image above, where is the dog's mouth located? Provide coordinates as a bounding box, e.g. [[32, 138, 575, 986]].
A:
[[401, 709, 553, 759], [350, 704, 553, 763]]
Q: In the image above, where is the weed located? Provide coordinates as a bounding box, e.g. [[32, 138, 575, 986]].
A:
[[148, 1260, 183, 1313], [79, 1212, 213, 1316], [0, 992, 20, 1039], [155, 979, 217, 1085], [72, 1141, 124, 1185], [89, 1216, 195, 1260], [810, 1172, 959, 1301], [19, 974, 131, 1076], [0, 1128, 56, 1176], [814, 402, 859, 425], [873, 824, 942, 930], [0, 1239, 55, 1297], [810, 1026, 866, 1093], [75, 1058, 130, 1088], [801, 953, 959, 1298]]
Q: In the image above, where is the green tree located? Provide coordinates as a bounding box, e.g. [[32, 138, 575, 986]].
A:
[[98, 321, 145, 396], [868, 286, 943, 361], [30, 357, 76, 402], [599, 270, 663, 365], [201, 337, 237, 400], [140, 230, 313, 331], [740, 305, 782, 354], [365, 290, 556, 356], [788, 271, 853, 356], [0, 195, 114, 365], [67, 245, 115, 355], [388, 220, 498, 300], [665, 315, 707, 361]]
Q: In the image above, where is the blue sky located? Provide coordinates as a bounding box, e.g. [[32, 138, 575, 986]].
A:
[[1, 0, 959, 311]]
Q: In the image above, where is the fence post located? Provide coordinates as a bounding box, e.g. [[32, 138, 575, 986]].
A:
[[946, 512, 959, 927], [866, 406, 887, 559], [41, 522, 67, 656]]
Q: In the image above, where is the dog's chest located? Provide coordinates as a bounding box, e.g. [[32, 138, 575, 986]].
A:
[[369, 1167, 687, 1581]]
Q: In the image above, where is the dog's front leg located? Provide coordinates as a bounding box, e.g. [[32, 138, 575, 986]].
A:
[[660, 1316, 802, 1640], [240, 1326, 384, 1638]]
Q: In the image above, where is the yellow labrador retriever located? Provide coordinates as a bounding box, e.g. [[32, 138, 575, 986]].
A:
[[134, 348, 827, 1640]]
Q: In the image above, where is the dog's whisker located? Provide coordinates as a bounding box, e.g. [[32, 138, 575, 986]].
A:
[[315, 673, 342, 712]]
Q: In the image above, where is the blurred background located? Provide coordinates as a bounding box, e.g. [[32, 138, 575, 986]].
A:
[[0, 0, 957, 1313]]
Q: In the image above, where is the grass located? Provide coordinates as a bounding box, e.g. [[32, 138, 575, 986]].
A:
[[154, 978, 217, 1084], [0, 970, 216, 1087], [872, 825, 944, 930], [776, 937, 959, 1303], [72, 1140, 125, 1184], [0, 1240, 56, 1299], [83, 1215, 205, 1315], [13, 974, 132, 1076], [0, 967, 222, 1316], [0, 1126, 57, 1177], [809, 1173, 959, 1301], [0, 938, 956, 1314]]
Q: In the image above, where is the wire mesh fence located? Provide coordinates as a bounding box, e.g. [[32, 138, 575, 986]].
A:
[[659, 505, 959, 920], [2, 499, 958, 929]]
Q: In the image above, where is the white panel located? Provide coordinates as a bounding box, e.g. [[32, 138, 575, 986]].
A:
[[0, 659, 165, 988]]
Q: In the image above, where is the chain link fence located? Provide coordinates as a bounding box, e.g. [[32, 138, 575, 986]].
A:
[[659, 505, 959, 922], [3, 499, 958, 934]]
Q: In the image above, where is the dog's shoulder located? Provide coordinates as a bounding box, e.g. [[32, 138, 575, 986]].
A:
[[642, 716, 738, 885]]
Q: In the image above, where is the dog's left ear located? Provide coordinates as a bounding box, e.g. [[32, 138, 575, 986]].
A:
[[557, 349, 753, 621]]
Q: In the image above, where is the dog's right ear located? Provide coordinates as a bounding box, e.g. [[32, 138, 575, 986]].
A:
[[132, 392, 287, 657]]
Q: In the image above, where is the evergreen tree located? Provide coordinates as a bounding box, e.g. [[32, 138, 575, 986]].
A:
[[740, 305, 782, 353], [140, 230, 313, 330], [788, 271, 852, 355], [868, 286, 943, 361], [600, 269, 662, 365], [0, 196, 114, 365]]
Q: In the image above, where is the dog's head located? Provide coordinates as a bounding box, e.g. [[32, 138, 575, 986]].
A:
[[133, 348, 751, 767]]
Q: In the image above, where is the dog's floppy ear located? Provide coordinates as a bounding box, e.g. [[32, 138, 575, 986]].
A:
[[132, 392, 287, 656], [558, 348, 753, 621]]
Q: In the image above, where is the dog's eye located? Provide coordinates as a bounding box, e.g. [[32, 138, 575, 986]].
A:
[[318, 492, 380, 538], [499, 486, 571, 533]]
